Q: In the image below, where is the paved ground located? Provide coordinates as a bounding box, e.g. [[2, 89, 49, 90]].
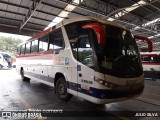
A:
[[0, 69, 160, 120]]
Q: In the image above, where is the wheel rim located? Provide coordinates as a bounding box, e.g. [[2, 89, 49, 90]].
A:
[[58, 82, 67, 95]]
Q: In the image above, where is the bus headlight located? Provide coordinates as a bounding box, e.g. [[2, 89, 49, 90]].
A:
[[95, 78, 118, 88]]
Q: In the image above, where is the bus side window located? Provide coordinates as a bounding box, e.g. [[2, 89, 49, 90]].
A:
[[141, 56, 144, 61], [49, 32, 54, 50], [25, 42, 31, 54], [53, 28, 64, 50], [143, 56, 151, 62], [31, 40, 38, 53], [77, 35, 94, 68], [17, 47, 21, 55], [39, 35, 49, 52], [21, 44, 25, 55]]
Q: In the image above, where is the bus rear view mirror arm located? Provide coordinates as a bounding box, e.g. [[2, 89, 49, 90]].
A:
[[134, 36, 153, 52], [82, 23, 106, 45]]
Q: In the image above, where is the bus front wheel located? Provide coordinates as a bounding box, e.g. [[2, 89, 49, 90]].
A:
[[20, 69, 30, 82], [56, 77, 72, 101]]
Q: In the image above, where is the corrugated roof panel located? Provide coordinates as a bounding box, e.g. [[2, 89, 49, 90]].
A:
[[17, 8, 28, 15], [41, 21, 50, 26], [109, 0, 133, 8], [8, 0, 21, 4], [50, 7, 62, 15], [40, 5, 53, 13], [25, 24, 44, 31], [68, 12, 80, 18], [37, 4, 44, 10], [5, 12, 16, 19], [131, 7, 152, 17], [46, 0, 66, 8], [36, 12, 48, 19], [32, 11, 39, 18], [28, 18, 35, 23], [45, 15, 56, 21], [0, 3, 7, 10], [21, 0, 32, 7], [72, 7, 90, 16], [0, 11, 6, 17], [31, 18, 42, 25], [7, 5, 18, 12], [0, 17, 20, 26], [15, 14, 24, 20]]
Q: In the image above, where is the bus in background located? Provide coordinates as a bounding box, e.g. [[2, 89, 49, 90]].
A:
[[16, 16, 152, 104], [0, 52, 12, 69], [141, 52, 160, 80]]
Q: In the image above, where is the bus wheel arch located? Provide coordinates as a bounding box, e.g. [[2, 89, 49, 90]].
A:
[[54, 73, 72, 101], [0, 64, 2, 70], [20, 67, 30, 82]]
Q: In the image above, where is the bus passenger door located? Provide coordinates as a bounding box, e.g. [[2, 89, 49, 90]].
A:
[[77, 35, 95, 102]]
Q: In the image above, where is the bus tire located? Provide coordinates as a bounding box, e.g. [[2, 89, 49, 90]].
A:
[[0, 64, 2, 70], [20, 69, 30, 82], [56, 77, 72, 101]]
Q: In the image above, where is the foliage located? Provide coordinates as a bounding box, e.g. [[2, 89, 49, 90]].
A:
[[0, 36, 23, 57]]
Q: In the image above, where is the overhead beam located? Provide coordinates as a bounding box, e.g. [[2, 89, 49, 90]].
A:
[[20, 0, 43, 30], [57, 0, 159, 34]]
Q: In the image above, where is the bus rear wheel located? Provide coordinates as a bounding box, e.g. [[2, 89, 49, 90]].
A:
[[0, 65, 2, 70], [20, 69, 30, 82], [56, 77, 72, 101]]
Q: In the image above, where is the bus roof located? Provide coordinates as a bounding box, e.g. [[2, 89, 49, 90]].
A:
[[18, 16, 128, 47], [61, 16, 127, 30]]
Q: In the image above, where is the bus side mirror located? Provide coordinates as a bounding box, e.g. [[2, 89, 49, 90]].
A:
[[134, 36, 152, 52], [82, 23, 106, 45]]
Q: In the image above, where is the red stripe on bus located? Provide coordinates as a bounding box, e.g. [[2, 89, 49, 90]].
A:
[[142, 62, 160, 65], [16, 51, 54, 58], [141, 54, 159, 56]]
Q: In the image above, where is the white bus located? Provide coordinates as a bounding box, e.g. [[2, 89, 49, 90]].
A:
[[16, 16, 151, 104], [141, 51, 160, 80], [0, 52, 12, 69]]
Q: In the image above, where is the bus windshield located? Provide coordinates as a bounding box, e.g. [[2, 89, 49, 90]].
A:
[[65, 20, 143, 78], [96, 24, 143, 77]]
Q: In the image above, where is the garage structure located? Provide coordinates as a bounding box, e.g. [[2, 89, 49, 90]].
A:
[[0, 0, 160, 50], [0, 0, 160, 119]]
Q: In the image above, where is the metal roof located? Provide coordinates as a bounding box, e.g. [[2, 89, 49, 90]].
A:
[[0, 0, 160, 50]]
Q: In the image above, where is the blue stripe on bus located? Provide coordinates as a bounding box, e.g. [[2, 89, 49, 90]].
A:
[[67, 81, 144, 99], [24, 72, 143, 99]]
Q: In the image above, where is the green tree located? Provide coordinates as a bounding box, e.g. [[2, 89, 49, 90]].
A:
[[0, 36, 23, 56]]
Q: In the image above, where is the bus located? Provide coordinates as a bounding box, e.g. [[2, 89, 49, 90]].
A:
[[141, 52, 160, 80], [0, 52, 12, 69], [16, 16, 151, 104]]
